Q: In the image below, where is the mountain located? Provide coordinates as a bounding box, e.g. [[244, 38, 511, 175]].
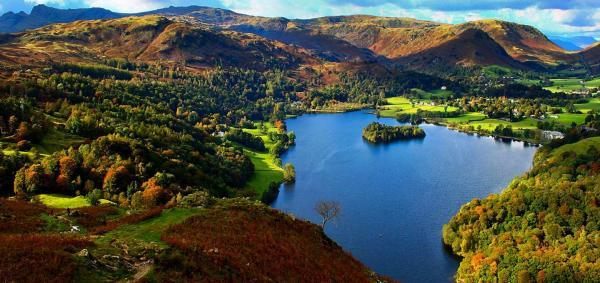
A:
[[395, 29, 526, 69], [169, 10, 567, 67], [0, 16, 319, 71], [580, 42, 600, 73], [549, 35, 597, 51], [4, 5, 600, 72], [0, 4, 123, 33], [457, 20, 565, 63]]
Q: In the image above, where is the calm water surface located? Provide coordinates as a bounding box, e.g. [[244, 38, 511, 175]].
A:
[[272, 111, 537, 282]]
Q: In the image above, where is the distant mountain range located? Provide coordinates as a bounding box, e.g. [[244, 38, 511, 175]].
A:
[[0, 4, 123, 33], [548, 36, 597, 51], [1, 4, 600, 73]]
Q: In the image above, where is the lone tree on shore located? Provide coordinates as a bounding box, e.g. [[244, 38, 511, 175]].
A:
[[315, 200, 341, 230], [283, 163, 296, 183]]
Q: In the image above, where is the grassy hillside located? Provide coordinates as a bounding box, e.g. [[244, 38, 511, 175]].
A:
[[156, 199, 383, 282], [443, 137, 600, 282], [0, 196, 386, 282]]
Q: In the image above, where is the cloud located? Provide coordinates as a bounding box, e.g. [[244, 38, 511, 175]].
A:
[[326, 0, 600, 11], [84, 0, 164, 12]]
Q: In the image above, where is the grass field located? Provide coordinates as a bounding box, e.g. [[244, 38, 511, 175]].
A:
[[547, 113, 588, 125], [467, 118, 539, 131], [550, 137, 600, 157], [35, 194, 113, 209], [96, 208, 201, 248], [410, 88, 454, 99], [35, 128, 85, 155], [242, 123, 284, 194], [544, 78, 600, 93], [444, 112, 487, 123], [379, 96, 458, 117], [575, 98, 600, 113]]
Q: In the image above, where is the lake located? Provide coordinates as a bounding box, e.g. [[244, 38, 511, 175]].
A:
[[272, 111, 538, 282]]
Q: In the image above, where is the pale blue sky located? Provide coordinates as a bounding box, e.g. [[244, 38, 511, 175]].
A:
[[1, 0, 599, 37]]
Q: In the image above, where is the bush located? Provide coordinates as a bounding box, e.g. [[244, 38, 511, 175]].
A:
[[283, 163, 296, 183], [86, 189, 103, 206], [177, 191, 212, 208]]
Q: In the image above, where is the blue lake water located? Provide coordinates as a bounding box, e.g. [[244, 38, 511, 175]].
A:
[[272, 111, 538, 283]]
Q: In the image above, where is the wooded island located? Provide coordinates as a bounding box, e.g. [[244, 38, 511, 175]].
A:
[[362, 122, 426, 143]]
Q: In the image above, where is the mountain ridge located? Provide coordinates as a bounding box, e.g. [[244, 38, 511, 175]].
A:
[[1, 5, 599, 72]]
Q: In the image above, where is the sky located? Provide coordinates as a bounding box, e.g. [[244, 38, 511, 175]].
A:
[[1, 0, 599, 37]]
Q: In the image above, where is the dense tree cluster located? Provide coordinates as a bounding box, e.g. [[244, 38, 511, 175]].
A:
[[307, 72, 455, 109], [225, 128, 266, 152], [448, 96, 554, 121], [443, 137, 600, 282], [0, 65, 308, 203], [12, 134, 253, 205], [362, 122, 425, 143]]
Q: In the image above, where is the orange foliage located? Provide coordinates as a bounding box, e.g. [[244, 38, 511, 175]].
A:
[[141, 179, 169, 207], [474, 205, 485, 216], [274, 120, 286, 132], [55, 174, 69, 191], [102, 165, 130, 192], [470, 253, 486, 271], [59, 156, 77, 178]]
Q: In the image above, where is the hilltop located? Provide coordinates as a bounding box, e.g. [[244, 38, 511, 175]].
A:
[[0, 16, 319, 71], [2, 5, 597, 72]]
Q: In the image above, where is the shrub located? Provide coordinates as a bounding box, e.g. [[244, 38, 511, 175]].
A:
[[283, 163, 296, 183], [177, 191, 212, 208], [86, 189, 103, 206]]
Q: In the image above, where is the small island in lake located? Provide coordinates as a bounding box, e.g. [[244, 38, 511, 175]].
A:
[[362, 122, 426, 143]]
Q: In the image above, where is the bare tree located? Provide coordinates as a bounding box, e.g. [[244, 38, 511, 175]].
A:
[[315, 201, 341, 230]]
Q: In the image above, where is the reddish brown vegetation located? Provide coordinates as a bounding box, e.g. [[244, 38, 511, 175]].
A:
[[158, 201, 377, 282], [0, 198, 47, 233], [0, 234, 91, 283], [72, 204, 120, 229], [91, 206, 163, 234]]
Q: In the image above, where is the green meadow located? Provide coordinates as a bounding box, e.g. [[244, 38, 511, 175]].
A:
[[379, 96, 458, 117], [242, 123, 284, 195], [466, 118, 539, 131], [35, 194, 113, 209], [544, 78, 600, 93], [575, 98, 600, 113], [547, 113, 588, 125]]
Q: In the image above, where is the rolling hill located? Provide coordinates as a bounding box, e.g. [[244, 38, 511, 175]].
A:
[[2, 5, 600, 72], [0, 16, 320, 71], [395, 29, 526, 69]]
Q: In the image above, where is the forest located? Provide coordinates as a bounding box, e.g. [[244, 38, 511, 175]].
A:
[[362, 122, 426, 143], [443, 136, 600, 282]]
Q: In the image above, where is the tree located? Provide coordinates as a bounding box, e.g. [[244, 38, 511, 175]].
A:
[[87, 189, 102, 206], [315, 200, 341, 230], [283, 163, 295, 183]]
